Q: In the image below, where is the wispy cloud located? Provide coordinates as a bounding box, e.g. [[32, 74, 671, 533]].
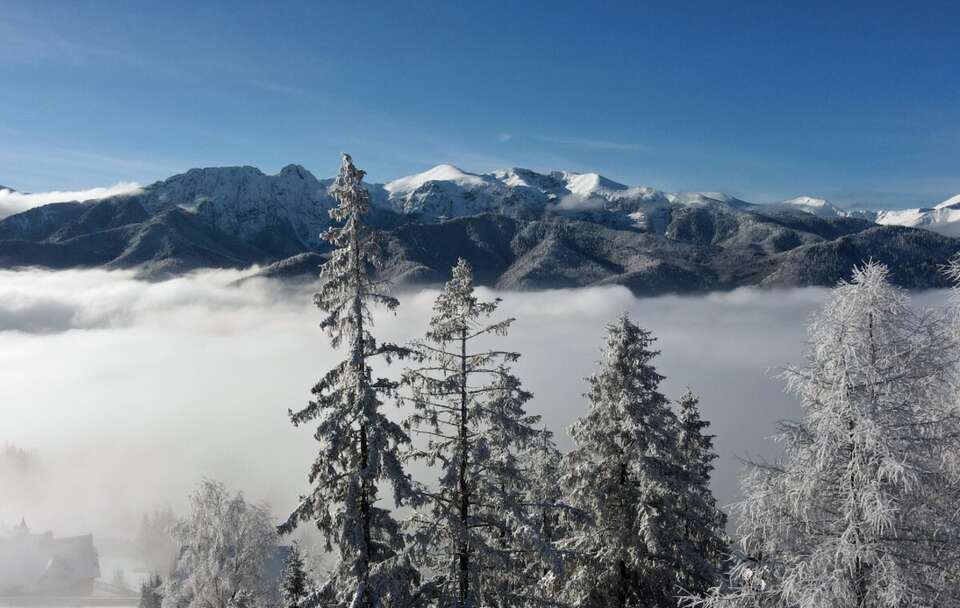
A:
[[537, 135, 649, 152], [0, 182, 143, 219], [497, 132, 513, 143]]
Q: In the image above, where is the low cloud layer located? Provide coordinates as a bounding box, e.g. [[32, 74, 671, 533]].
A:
[[0, 268, 952, 541], [0, 182, 143, 219]]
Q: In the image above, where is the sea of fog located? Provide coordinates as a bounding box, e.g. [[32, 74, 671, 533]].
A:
[[0, 268, 953, 545]]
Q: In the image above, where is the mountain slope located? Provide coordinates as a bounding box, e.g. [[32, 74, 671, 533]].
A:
[[771, 193, 960, 238], [872, 196, 960, 238], [2, 163, 958, 294]]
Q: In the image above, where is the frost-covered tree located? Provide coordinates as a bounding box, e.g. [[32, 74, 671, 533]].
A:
[[401, 258, 553, 607], [560, 315, 694, 608], [282, 542, 312, 608], [512, 428, 568, 605], [162, 480, 277, 608], [691, 262, 960, 608], [674, 391, 728, 597], [522, 428, 565, 554], [280, 153, 413, 608]]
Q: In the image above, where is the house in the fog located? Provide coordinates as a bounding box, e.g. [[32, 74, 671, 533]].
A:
[[0, 519, 101, 596]]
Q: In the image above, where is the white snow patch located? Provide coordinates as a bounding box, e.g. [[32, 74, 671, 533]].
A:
[[502, 173, 530, 188], [384, 164, 487, 194], [874, 208, 929, 227], [935, 193, 960, 209], [785, 196, 830, 209], [774, 195, 844, 218], [561, 172, 628, 197]]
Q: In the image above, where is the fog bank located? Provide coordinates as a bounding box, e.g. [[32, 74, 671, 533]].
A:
[[1, 268, 950, 540]]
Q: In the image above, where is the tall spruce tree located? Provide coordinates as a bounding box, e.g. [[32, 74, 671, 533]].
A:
[[282, 543, 311, 608], [691, 262, 960, 608], [674, 391, 728, 597], [281, 153, 412, 608], [560, 315, 692, 608], [401, 258, 553, 607]]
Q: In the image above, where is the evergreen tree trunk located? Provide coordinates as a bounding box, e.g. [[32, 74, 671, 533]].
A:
[[351, 205, 372, 608], [281, 154, 413, 608], [618, 461, 628, 608], [402, 259, 549, 607], [458, 327, 470, 608]]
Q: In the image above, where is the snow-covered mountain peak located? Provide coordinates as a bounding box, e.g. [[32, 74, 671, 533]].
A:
[[775, 195, 844, 218], [490, 168, 564, 194], [558, 171, 628, 197], [279, 164, 317, 182], [935, 194, 960, 210], [142, 164, 334, 250], [667, 192, 748, 208], [385, 164, 488, 194], [786, 196, 830, 209]]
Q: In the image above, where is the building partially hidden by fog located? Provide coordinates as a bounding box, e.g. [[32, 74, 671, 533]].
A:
[[0, 519, 101, 596]]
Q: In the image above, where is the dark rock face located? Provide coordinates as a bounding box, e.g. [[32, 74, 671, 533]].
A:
[[2, 165, 958, 294]]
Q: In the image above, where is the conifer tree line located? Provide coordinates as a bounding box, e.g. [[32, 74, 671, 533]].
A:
[[274, 153, 726, 608], [271, 154, 960, 608], [206, 153, 960, 608]]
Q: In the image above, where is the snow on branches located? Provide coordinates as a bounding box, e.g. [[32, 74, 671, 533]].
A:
[[282, 154, 413, 608], [561, 316, 726, 608], [400, 258, 557, 608], [692, 262, 960, 608]]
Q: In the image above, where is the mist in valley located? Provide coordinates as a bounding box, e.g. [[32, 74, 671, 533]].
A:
[[1, 267, 952, 550]]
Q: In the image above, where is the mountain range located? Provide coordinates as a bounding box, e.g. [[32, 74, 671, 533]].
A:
[[2, 164, 959, 295]]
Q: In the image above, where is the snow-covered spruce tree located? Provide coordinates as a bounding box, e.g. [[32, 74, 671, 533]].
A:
[[162, 480, 277, 608], [560, 315, 695, 608], [401, 258, 554, 607], [674, 391, 728, 597], [282, 542, 312, 608], [514, 427, 568, 604], [281, 153, 413, 608], [690, 262, 960, 608], [522, 428, 565, 555]]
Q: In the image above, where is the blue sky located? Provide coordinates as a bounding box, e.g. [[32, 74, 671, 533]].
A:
[[1, 0, 958, 208]]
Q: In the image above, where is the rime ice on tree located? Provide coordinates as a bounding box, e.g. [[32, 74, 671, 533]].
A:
[[692, 262, 960, 608], [560, 316, 724, 608], [162, 480, 277, 608], [401, 258, 556, 607], [674, 391, 728, 597], [281, 154, 413, 608]]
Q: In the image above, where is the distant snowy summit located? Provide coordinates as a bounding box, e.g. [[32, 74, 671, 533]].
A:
[[772, 194, 960, 237], [5, 163, 958, 237], [383, 165, 960, 239], [2, 162, 960, 294]]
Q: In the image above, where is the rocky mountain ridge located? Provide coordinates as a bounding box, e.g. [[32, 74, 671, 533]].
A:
[[2, 164, 959, 295]]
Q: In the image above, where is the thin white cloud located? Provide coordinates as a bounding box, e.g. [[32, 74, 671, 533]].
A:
[[497, 132, 513, 143], [537, 134, 648, 152], [551, 193, 606, 211], [0, 182, 143, 219]]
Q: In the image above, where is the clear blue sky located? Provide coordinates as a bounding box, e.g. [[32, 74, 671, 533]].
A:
[[2, 0, 958, 207]]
